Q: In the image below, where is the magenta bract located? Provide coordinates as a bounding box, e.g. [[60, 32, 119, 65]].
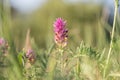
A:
[[53, 18, 68, 48]]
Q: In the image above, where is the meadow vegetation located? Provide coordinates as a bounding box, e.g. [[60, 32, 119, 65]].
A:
[[0, 0, 120, 80]]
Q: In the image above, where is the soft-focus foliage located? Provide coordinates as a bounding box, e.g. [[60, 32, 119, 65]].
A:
[[0, 0, 120, 80]]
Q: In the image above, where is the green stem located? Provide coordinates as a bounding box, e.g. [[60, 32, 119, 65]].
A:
[[103, 0, 118, 78], [59, 48, 64, 77]]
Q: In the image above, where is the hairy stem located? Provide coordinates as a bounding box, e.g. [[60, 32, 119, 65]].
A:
[[58, 48, 64, 77]]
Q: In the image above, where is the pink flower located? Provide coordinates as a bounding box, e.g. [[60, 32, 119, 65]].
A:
[[0, 38, 5, 46], [53, 18, 68, 48], [0, 38, 8, 55], [26, 49, 35, 63], [26, 49, 33, 57]]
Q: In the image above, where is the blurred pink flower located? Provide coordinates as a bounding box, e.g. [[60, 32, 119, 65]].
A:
[[24, 49, 35, 69], [0, 38, 8, 56], [53, 18, 68, 48], [26, 49, 33, 57], [25, 49, 35, 63], [0, 38, 5, 46]]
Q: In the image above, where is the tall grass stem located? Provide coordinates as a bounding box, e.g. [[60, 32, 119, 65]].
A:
[[103, 0, 118, 78]]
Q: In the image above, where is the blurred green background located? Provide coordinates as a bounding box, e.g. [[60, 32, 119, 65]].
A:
[[0, 0, 120, 80], [0, 0, 120, 50]]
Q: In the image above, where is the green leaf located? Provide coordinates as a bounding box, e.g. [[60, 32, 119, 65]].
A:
[[17, 51, 25, 67]]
